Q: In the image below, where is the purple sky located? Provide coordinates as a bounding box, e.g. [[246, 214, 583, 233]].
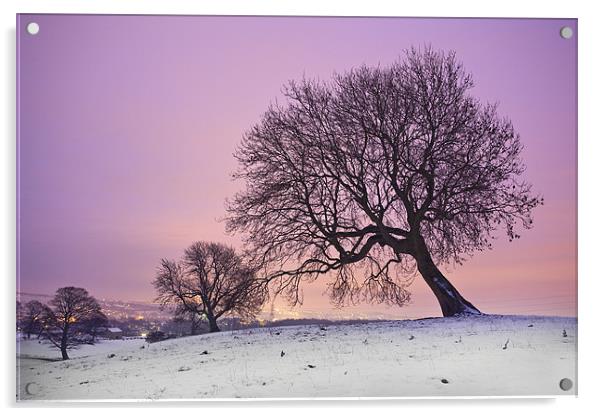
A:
[[17, 15, 577, 318]]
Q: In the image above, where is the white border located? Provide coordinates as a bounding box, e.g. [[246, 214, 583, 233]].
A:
[[2, 1, 601, 415]]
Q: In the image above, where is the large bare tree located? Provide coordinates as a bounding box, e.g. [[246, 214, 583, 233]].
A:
[[153, 241, 266, 332], [226, 47, 542, 317]]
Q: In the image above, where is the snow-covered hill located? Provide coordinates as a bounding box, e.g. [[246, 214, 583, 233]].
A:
[[17, 315, 577, 400]]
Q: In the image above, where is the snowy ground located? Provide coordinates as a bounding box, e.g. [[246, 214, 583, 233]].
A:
[[16, 315, 577, 400]]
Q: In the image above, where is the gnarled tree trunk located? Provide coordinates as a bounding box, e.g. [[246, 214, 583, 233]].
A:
[[206, 310, 220, 333], [413, 237, 481, 317]]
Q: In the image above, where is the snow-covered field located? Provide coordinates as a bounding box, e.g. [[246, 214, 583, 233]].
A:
[[16, 315, 577, 400]]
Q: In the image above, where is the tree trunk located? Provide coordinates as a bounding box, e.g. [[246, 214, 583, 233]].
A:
[[413, 238, 481, 317], [208, 318, 220, 333], [60, 325, 70, 360], [206, 310, 220, 333]]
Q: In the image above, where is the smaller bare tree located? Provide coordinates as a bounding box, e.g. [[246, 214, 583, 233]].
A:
[[82, 310, 109, 343], [153, 241, 266, 332], [16, 300, 22, 332], [20, 300, 52, 339], [172, 305, 205, 335], [42, 287, 104, 360]]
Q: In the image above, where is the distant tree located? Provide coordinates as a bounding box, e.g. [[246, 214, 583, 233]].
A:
[[82, 310, 109, 343], [145, 331, 167, 344], [172, 305, 205, 336], [153, 241, 266, 332], [16, 300, 23, 332], [226, 47, 542, 317], [20, 300, 51, 339], [42, 287, 103, 359]]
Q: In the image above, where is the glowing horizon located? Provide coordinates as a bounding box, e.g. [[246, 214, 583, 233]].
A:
[[17, 15, 577, 319]]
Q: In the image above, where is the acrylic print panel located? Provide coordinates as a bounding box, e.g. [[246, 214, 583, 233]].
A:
[[16, 14, 577, 400]]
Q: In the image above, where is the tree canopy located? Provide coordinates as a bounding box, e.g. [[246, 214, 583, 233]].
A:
[[153, 241, 266, 332], [226, 47, 542, 315], [43, 287, 104, 359]]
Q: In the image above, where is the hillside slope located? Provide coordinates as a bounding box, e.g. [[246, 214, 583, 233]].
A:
[[17, 315, 577, 400]]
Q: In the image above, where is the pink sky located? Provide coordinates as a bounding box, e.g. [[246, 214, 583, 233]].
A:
[[17, 15, 577, 318]]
